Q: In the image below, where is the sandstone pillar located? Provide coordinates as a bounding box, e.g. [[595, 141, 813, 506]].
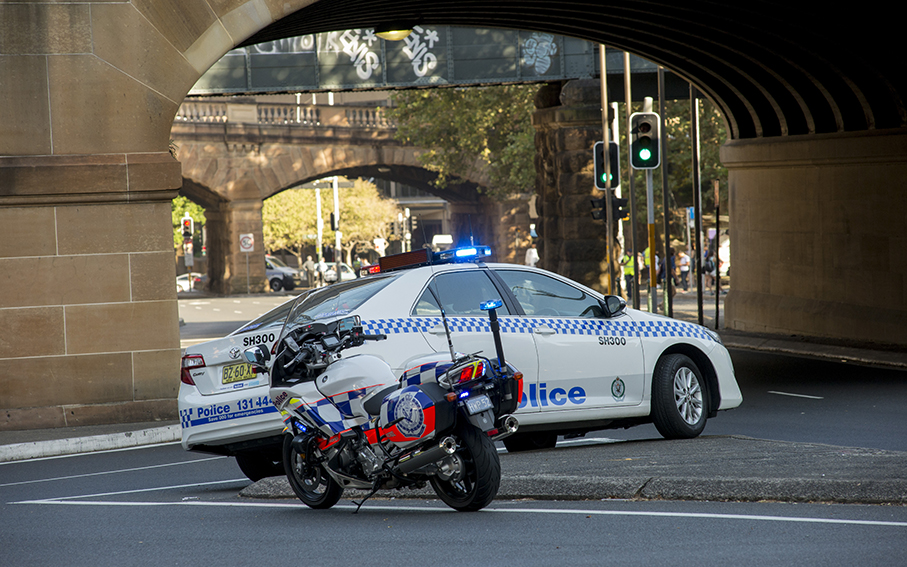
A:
[[532, 80, 611, 292], [722, 129, 907, 346]]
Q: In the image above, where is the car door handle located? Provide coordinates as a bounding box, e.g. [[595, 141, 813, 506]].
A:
[[429, 325, 447, 335], [533, 326, 556, 335]]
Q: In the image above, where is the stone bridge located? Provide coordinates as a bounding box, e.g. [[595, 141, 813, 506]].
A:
[[172, 99, 512, 294]]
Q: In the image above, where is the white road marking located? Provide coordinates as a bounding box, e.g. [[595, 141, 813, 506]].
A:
[[13, 478, 249, 503], [768, 391, 824, 400], [13, 493, 907, 528], [0, 456, 226, 487]]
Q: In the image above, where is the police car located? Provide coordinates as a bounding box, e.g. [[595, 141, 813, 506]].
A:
[[181, 244, 742, 467], [179, 296, 300, 481]]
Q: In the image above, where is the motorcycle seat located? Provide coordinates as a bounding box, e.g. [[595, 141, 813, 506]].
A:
[[364, 385, 398, 416]]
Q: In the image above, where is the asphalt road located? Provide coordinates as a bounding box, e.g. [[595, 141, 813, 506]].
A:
[[3, 441, 906, 566], [603, 348, 907, 452]]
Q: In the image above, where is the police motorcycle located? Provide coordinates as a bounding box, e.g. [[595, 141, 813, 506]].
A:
[[243, 297, 523, 512]]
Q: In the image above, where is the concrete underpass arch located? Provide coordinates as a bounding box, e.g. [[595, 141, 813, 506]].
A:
[[2, 1, 905, 430]]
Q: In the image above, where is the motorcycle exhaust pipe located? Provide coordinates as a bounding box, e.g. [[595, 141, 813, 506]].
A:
[[394, 436, 457, 475], [490, 415, 519, 441]]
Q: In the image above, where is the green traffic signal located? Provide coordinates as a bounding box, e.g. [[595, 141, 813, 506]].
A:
[[593, 141, 621, 190], [630, 112, 660, 169]]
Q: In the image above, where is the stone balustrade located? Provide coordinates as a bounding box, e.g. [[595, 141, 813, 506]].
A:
[[175, 101, 394, 129]]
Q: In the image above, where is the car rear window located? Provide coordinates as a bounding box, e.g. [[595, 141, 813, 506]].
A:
[[283, 274, 398, 329], [231, 297, 298, 335]]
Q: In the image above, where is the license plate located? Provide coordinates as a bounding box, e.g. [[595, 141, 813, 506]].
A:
[[222, 362, 256, 384], [465, 394, 493, 415]]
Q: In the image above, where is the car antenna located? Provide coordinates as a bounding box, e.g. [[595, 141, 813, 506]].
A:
[[427, 285, 457, 362]]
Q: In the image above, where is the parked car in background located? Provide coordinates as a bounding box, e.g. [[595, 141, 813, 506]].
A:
[[176, 272, 206, 292], [266, 255, 301, 292], [323, 261, 356, 283]]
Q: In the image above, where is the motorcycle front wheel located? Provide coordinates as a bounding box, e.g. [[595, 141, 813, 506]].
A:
[[430, 423, 501, 512], [282, 434, 343, 509]]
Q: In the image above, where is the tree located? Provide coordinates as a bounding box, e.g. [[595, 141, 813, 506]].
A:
[[327, 178, 399, 263], [262, 178, 398, 265], [386, 85, 537, 199]]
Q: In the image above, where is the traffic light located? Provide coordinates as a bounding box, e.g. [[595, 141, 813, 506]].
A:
[[590, 197, 606, 221], [181, 217, 193, 240], [629, 112, 660, 169], [330, 212, 338, 231], [611, 195, 630, 221], [593, 141, 621, 190]]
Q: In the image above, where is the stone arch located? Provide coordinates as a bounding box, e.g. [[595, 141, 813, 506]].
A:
[[174, 132, 496, 293], [3, 1, 907, 431]]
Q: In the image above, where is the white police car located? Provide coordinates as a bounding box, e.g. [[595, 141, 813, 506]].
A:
[[244, 245, 742, 454], [179, 295, 301, 480]]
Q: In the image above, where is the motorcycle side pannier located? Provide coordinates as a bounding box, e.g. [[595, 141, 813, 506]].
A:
[[378, 383, 455, 449]]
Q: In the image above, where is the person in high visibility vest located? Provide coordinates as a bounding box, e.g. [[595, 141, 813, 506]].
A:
[[621, 252, 635, 299]]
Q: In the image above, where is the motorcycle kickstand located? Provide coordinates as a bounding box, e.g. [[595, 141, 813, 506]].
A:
[[351, 479, 383, 514]]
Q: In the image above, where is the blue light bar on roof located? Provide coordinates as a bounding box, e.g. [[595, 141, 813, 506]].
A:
[[435, 245, 491, 263], [361, 245, 493, 276]]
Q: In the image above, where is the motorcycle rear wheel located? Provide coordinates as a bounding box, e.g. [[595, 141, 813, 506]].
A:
[[283, 434, 343, 509], [430, 424, 501, 512]]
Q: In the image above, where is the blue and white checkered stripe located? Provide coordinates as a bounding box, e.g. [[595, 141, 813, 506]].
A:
[[362, 317, 715, 342], [401, 361, 454, 386], [303, 388, 374, 434], [635, 319, 714, 341]]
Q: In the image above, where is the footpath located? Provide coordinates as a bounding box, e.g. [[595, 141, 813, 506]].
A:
[[3, 288, 905, 505]]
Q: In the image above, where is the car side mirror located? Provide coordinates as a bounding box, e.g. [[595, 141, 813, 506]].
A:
[[602, 296, 627, 318], [243, 345, 271, 373]]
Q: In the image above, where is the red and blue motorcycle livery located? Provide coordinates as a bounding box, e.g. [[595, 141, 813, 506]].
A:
[[243, 299, 522, 512]]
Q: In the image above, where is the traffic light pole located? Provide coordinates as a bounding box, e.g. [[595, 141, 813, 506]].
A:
[[599, 44, 616, 295], [690, 85, 704, 326], [659, 67, 673, 318], [623, 52, 640, 310], [646, 168, 657, 312], [642, 97, 657, 313]]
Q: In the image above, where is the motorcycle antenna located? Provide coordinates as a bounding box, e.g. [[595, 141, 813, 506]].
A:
[[427, 285, 457, 362]]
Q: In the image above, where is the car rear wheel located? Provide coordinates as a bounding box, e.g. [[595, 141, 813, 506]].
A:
[[502, 432, 557, 453], [651, 353, 708, 439], [234, 452, 284, 482], [270, 278, 283, 292]]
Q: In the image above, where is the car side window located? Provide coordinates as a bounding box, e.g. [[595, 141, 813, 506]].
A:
[[413, 271, 510, 316], [495, 270, 603, 318]]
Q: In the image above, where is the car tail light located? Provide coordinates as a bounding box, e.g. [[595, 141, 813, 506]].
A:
[[181, 354, 205, 385]]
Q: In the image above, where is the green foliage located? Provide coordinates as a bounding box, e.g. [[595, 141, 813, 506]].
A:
[[262, 178, 398, 265], [387, 85, 537, 199], [171, 196, 205, 249]]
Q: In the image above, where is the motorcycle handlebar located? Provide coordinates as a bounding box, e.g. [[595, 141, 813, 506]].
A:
[[362, 333, 387, 341]]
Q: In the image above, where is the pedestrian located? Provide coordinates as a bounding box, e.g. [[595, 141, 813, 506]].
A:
[[621, 251, 635, 300], [302, 255, 315, 288], [524, 242, 539, 267], [677, 250, 691, 291], [316, 257, 327, 287], [703, 252, 716, 293], [353, 256, 362, 277]]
